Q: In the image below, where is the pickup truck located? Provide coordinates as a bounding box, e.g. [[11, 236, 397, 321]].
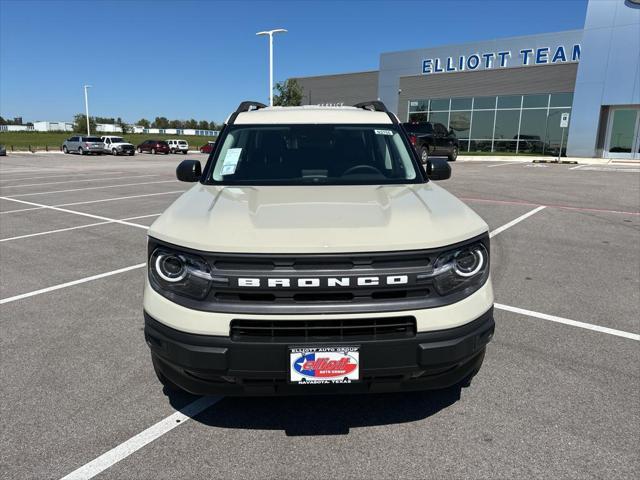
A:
[[403, 121, 459, 163]]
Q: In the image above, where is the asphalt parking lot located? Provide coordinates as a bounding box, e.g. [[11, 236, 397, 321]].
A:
[[1, 152, 638, 479]]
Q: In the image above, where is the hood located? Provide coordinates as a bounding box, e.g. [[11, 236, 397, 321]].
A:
[[113, 142, 134, 147], [148, 183, 488, 254]]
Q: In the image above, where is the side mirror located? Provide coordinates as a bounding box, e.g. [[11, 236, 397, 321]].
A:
[[426, 158, 451, 180], [176, 160, 202, 182]]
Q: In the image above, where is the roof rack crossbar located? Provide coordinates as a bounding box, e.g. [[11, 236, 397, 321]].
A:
[[227, 101, 268, 125]]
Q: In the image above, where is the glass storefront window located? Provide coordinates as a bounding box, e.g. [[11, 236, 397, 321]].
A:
[[497, 95, 522, 109], [449, 111, 471, 138], [522, 94, 549, 108], [470, 110, 495, 139], [473, 96, 496, 110], [494, 110, 520, 140], [429, 99, 450, 111], [407, 92, 573, 155], [550, 93, 573, 107], [519, 109, 548, 153], [450, 97, 472, 110], [429, 111, 449, 128]]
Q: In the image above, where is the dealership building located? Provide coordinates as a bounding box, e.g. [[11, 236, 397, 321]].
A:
[[293, 0, 639, 159]]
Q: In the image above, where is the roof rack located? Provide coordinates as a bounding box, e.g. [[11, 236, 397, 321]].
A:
[[227, 101, 268, 125], [353, 100, 398, 124]]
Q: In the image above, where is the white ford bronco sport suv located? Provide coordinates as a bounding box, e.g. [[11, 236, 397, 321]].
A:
[[144, 101, 494, 396]]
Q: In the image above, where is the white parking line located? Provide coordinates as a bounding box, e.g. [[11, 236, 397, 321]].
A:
[[0, 171, 125, 182], [495, 303, 640, 341], [0, 197, 150, 230], [0, 263, 147, 305], [489, 205, 546, 238], [1, 174, 159, 188], [0, 190, 184, 214], [4, 179, 177, 198], [59, 397, 221, 480], [487, 162, 524, 168], [0, 213, 160, 242]]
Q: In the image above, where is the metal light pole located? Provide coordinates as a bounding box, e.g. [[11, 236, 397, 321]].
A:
[[83, 85, 92, 135], [256, 29, 287, 106]]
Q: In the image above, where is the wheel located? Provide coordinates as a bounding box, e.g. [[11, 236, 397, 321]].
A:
[[419, 147, 429, 165], [129, 151, 135, 156], [78, 147, 85, 155], [164, 150, 169, 155], [137, 147, 142, 153], [170, 148, 175, 154], [151, 148, 156, 154], [62, 145, 68, 154], [183, 151, 187, 155], [448, 146, 458, 162], [199, 148, 204, 153], [112, 149, 118, 156], [151, 356, 183, 393]]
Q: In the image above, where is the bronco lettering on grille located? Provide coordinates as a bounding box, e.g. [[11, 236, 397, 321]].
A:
[[237, 275, 409, 288]]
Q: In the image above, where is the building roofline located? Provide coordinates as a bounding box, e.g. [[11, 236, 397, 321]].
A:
[[291, 69, 378, 80]]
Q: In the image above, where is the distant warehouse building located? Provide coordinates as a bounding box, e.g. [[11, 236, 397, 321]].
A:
[[292, 0, 639, 159], [33, 121, 74, 132]]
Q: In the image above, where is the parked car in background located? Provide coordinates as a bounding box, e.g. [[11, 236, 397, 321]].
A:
[[62, 136, 105, 155], [402, 122, 459, 162], [101, 136, 135, 156], [167, 139, 189, 154], [0, 144, 6, 156], [199, 141, 216, 154], [137, 140, 170, 154]]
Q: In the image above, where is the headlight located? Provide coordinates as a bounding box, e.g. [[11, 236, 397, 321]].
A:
[[149, 248, 212, 299], [429, 242, 489, 296]]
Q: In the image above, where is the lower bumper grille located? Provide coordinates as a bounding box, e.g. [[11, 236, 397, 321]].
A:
[[230, 316, 416, 342]]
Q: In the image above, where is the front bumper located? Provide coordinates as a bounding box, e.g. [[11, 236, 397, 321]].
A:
[[145, 307, 494, 396]]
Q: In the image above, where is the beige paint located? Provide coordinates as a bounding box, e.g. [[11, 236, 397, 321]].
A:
[[148, 183, 488, 254], [144, 277, 494, 336]]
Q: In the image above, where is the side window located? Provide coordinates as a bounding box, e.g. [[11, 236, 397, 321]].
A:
[[434, 124, 446, 135]]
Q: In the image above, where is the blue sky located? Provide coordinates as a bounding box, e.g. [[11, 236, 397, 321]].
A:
[[0, 0, 587, 124]]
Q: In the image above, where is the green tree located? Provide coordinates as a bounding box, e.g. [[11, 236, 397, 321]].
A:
[[169, 119, 183, 129], [153, 117, 169, 129], [137, 118, 151, 128], [273, 79, 303, 106], [73, 113, 97, 134], [117, 117, 130, 134], [185, 119, 198, 129], [0, 116, 6, 125], [197, 120, 209, 130]]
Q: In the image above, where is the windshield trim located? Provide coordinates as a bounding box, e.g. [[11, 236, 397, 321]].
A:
[[200, 123, 427, 186]]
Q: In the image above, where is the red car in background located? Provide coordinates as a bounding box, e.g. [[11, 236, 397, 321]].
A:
[[199, 141, 216, 154], [137, 140, 170, 154]]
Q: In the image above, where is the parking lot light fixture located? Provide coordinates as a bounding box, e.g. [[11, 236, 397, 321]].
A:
[[83, 85, 92, 135], [256, 29, 287, 106]]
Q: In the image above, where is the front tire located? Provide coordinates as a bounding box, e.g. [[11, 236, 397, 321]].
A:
[[62, 145, 68, 154], [448, 146, 458, 162], [78, 147, 85, 155], [137, 147, 142, 153], [112, 149, 118, 156], [151, 148, 156, 155]]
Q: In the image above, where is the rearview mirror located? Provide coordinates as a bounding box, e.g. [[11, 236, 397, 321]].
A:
[[426, 158, 451, 180], [176, 160, 202, 182]]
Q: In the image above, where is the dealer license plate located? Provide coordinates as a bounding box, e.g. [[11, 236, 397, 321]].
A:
[[289, 346, 360, 384]]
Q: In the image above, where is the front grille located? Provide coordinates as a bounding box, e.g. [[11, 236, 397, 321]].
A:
[[230, 317, 416, 342]]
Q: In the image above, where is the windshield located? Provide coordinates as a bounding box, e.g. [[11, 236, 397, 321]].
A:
[[110, 137, 125, 143], [207, 124, 420, 185], [84, 137, 103, 142]]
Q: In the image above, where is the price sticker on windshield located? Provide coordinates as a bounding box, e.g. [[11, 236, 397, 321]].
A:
[[220, 148, 242, 175], [374, 129, 394, 136]]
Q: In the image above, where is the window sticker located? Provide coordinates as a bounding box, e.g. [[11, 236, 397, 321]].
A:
[[220, 148, 242, 175], [374, 129, 394, 136]]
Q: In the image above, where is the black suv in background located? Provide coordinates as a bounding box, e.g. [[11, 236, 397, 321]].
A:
[[402, 122, 459, 162]]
